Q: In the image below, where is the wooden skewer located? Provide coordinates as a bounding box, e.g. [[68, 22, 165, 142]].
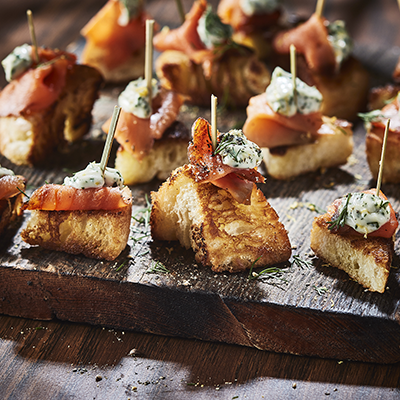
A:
[[26, 10, 39, 63], [100, 105, 121, 173], [376, 118, 390, 195], [315, 0, 325, 17], [145, 19, 155, 102], [175, 0, 186, 24], [290, 44, 297, 112], [211, 94, 218, 151]]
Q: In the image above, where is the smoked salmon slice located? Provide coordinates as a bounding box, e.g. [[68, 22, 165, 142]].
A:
[[0, 48, 76, 116], [243, 92, 323, 148], [188, 117, 264, 204], [0, 175, 26, 200], [102, 89, 185, 160], [24, 184, 132, 211]]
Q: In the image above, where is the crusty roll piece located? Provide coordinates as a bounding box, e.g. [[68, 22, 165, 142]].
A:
[[0, 193, 25, 236], [21, 204, 132, 261], [0, 65, 103, 166], [155, 47, 270, 108], [310, 213, 393, 293], [262, 117, 353, 180], [115, 122, 189, 185], [150, 165, 291, 273]]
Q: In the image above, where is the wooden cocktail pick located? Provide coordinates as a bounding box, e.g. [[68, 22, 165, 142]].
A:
[[290, 44, 297, 111], [376, 118, 390, 195], [100, 105, 121, 174], [211, 94, 218, 151], [26, 10, 39, 63]]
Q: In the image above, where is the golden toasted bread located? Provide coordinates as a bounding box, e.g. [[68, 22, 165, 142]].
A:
[[150, 165, 291, 273], [262, 117, 353, 180], [0, 65, 103, 166], [310, 213, 393, 293], [155, 47, 270, 108], [115, 121, 190, 185]]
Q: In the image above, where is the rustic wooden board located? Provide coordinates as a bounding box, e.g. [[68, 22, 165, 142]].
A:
[[2, 41, 400, 364]]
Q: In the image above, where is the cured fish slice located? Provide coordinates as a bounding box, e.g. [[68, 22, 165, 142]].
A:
[[102, 89, 185, 160], [23, 184, 132, 211], [187, 117, 264, 204], [81, 0, 147, 70], [0, 48, 76, 116], [0, 175, 26, 200], [153, 0, 207, 57], [243, 92, 323, 148], [274, 13, 336, 75]]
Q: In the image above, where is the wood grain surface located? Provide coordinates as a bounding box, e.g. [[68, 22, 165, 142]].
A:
[[1, 0, 400, 398]]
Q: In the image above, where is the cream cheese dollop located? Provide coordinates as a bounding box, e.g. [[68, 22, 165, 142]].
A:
[[340, 192, 391, 235], [197, 5, 232, 49], [326, 20, 352, 67], [63, 162, 124, 189], [215, 129, 263, 169], [265, 67, 323, 117], [2, 44, 33, 82], [240, 0, 280, 16], [0, 165, 15, 178], [118, 77, 159, 119]]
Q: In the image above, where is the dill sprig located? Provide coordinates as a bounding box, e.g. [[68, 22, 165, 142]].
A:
[[16, 186, 30, 199], [291, 255, 313, 269], [328, 193, 351, 231], [358, 109, 384, 124], [132, 194, 151, 227], [116, 259, 128, 272], [248, 257, 288, 283], [313, 285, 329, 295], [146, 261, 170, 275]]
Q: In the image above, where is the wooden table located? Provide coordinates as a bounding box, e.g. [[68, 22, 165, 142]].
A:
[[1, 0, 400, 398]]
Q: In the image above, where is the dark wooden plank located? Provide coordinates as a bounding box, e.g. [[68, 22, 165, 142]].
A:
[[0, 315, 400, 399]]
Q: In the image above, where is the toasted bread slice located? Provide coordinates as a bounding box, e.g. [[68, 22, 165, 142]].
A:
[[262, 117, 353, 180], [115, 121, 190, 185], [21, 202, 132, 261], [155, 47, 270, 108], [0, 65, 103, 166], [310, 213, 393, 293], [150, 165, 291, 273]]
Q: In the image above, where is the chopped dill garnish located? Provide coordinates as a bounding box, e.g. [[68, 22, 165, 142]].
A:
[[313, 285, 329, 295], [328, 193, 351, 231], [116, 259, 128, 272], [132, 194, 151, 227], [358, 109, 384, 124], [291, 255, 313, 269], [146, 261, 170, 275], [16, 186, 30, 199], [248, 257, 288, 284]]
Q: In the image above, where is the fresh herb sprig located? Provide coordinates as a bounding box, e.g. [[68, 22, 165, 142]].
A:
[[358, 109, 384, 124], [291, 255, 313, 269], [327, 193, 351, 231], [248, 258, 288, 284], [313, 285, 329, 295], [146, 261, 170, 275]]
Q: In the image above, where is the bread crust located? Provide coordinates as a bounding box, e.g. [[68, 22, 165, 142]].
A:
[[310, 213, 393, 293], [151, 165, 291, 273], [115, 121, 190, 185], [0, 194, 24, 236], [21, 201, 132, 261], [0, 65, 103, 166]]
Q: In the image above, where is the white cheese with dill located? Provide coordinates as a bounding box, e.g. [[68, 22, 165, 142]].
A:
[[215, 129, 262, 169], [265, 67, 323, 117], [240, 0, 280, 16], [2, 44, 33, 82], [64, 162, 124, 189], [0, 165, 15, 178], [340, 192, 391, 235], [197, 5, 232, 49], [326, 20, 352, 66], [118, 77, 159, 119]]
